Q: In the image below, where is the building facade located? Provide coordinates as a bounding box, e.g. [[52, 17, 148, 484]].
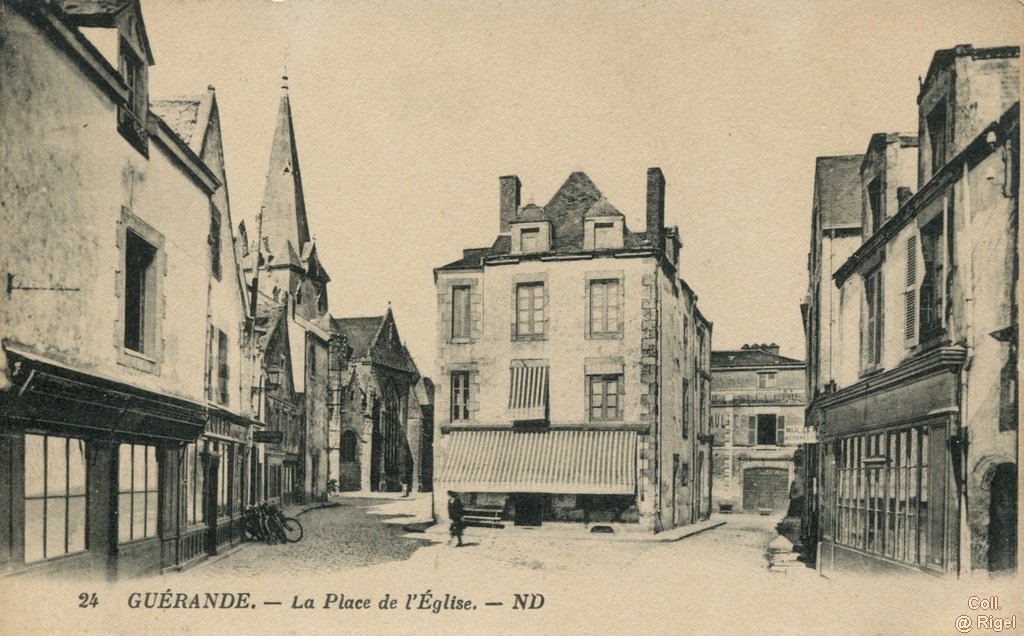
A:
[[710, 345, 808, 514], [0, 0, 231, 578], [433, 168, 712, 533], [808, 45, 1019, 578], [328, 310, 431, 494]]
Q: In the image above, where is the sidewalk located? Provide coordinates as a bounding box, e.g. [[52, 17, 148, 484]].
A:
[[414, 516, 725, 543]]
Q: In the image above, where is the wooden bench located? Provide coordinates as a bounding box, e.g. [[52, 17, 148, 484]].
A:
[[462, 506, 505, 529]]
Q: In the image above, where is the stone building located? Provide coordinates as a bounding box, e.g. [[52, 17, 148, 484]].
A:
[[0, 0, 251, 578], [710, 345, 808, 514], [243, 79, 332, 504], [809, 44, 1019, 578], [328, 309, 431, 493], [433, 168, 712, 533]]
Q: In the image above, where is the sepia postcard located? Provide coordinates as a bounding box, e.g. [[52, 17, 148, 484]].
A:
[[0, 0, 1021, 634]]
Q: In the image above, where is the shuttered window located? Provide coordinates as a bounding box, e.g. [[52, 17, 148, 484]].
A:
[[776, 415, 786, 446], [515, 283, 546, 338], [509, 361, 548, 421], [904, 235, 917, 344], [862, 267, 884, 370]]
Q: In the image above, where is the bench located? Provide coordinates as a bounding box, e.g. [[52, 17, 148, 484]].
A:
[[461, 506, 505, 529]]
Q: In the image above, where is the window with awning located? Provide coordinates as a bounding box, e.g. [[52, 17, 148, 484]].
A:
[[508, 360, 548, 421]]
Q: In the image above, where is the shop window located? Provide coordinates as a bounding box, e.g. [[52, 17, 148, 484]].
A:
[[450, 371, 470, 421], [181, 442, 204, 527], [588, 374, 622, 421], [118, 444, 158, 543], [24, 434, 86, 563], [514, 282, 546, 339]]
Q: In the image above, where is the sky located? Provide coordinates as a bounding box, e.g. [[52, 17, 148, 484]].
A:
[[141, 0, 1021, 374]]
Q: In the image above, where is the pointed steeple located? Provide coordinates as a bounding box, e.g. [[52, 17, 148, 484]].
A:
[[260, 76, 311, 260]]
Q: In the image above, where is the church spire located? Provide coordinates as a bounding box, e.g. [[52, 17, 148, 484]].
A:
[[260, 75, 311, 259]]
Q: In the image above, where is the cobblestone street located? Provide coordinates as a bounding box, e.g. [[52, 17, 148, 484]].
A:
[[177, 496, 434, 578]]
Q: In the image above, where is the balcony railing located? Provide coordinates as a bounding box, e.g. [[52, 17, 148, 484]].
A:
[[711, 389, 805, 406]]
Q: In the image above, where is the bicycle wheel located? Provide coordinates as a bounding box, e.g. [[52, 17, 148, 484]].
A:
[[281, 517, 303, 543], [269, 516, 289, 544]]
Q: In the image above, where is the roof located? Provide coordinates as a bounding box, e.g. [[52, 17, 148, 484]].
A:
[[711, 348, 804, 369], [921, 45, 1020, 100], [436, 171, 647, 271], [260, 81, 311, 270], [330, 316, 384, 359], [151, 98, 202, 146], [813, 155, 863, 230]]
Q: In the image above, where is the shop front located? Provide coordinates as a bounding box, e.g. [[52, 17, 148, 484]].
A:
[[436, 429, 639, 527], [816, 348, 963, 578]]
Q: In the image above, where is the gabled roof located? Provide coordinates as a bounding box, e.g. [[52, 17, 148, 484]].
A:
[[584, 197, 625, 218], [712, 348, 805, 369], [331, 316, 384, 359], [150, 98, 202, 147], [53, 0, 154, 64], [813, 155, 863, 230]]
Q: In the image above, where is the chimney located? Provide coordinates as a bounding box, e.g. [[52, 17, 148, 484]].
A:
[[499, 175, 521, 233], [763, 343, 780, 356], [646, 167, 665, 244]]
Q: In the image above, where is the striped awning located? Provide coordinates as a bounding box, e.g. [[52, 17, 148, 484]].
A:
[[438, 430, 637, 494], [508, 361, 548, 420]]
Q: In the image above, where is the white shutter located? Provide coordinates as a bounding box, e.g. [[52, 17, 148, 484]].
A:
[[904, 235, 918, 345]]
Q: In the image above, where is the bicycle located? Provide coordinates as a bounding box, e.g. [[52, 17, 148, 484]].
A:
[[265, 503, 303, 543]]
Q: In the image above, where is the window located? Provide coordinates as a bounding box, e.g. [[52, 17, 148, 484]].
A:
[[24, 434, 86, 563], [520, 227, 541, 253], [341, 431, 358, 462], [833, 424, 943, 568], [593, 223, 616, 249], [124, 229, 156, 353], [118, 444, 158, 543], [862, 266, 884, 369], [451, 286, 471, 340], [588, 374, 622, 421], [181, 441, 204, 527], [117, 40, 147, 153], [904, 235, 918, 344], [515, 282, 546, 339], [868, 176, 884, 232], [209, 205, 222, 280], [682, 377, 690, 438], [755, 414, 783, 446], [919, 215, 944, 341], [450, 371, 470, 421], [509, 360, 548, 421], [711, 413, 730, 446], [217, 330, 229, 405], [589, 279, 621, 336], [216, 442, 232, 517], [757, 372, 777, 389], [927, 100, 948, 176]]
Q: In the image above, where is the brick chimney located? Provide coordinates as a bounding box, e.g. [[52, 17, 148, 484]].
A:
[[499, 175, 521, 233], [646, 167, 665, 244]]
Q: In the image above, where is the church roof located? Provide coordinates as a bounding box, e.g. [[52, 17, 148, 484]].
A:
[[260, 80, 311, 268], [331, 316, 384, 359]]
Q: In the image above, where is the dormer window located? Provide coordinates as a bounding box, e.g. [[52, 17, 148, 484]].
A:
[[117, 39, 148, 155], [867, 176, 884, 233], [927, 99, 948, 177], [521, 228, 540, 252], [584, 217, 624, 250], [511, 222, 550, 254]]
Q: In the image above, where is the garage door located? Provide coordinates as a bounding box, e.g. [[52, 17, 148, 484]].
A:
[[742, 467, 789, 512]]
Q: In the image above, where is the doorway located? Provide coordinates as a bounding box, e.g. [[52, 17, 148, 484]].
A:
[[987, 463, 1017, 572], [513, 494, 545, 526]]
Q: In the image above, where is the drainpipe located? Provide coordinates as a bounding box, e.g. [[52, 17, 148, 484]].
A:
[[955, 161, 974, 578], [654, 259, 663, 533]]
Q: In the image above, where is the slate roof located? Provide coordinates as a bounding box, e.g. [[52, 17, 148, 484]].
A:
[[712, 348, 805, 369], [813, 155, 863, 230], [151, 98, 202, 146], [436, 171, 648, 271], [331, 316, 384, 359]]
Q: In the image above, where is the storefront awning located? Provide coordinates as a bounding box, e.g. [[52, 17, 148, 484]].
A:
[[439, 429, 636, 494]]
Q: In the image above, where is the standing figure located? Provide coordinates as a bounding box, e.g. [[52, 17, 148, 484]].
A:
[[447, 491, 465, 547]]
